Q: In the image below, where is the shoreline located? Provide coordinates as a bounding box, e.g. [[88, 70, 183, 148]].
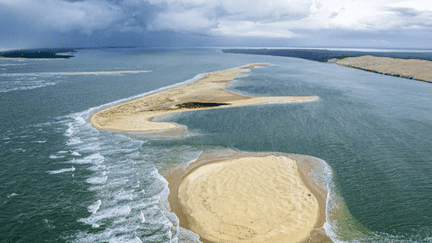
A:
[[164, 151, 331, 243], [89, 64, 330, 242], [89, 63, 315, 133], [329, 55, 432, 83]]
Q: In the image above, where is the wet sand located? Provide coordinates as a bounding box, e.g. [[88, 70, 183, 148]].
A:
[[90, 64, 315, 133], [329, 55, 432, 83], [165, 151, 331, 243]]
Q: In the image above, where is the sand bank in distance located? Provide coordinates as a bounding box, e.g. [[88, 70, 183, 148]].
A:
[[329, 55, 432, 83], [90, 64, 315, 133], [165, 151, 331, 243]]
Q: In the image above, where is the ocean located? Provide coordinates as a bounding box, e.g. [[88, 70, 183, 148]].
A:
[[1, 48, 431, 243]]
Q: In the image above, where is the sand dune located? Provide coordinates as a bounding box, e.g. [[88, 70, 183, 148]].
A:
[[329, 55, 432, 83]]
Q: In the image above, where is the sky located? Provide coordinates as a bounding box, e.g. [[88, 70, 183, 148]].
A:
[[1, 0, 432, 50]]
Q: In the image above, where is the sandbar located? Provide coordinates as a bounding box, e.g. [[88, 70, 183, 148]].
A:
[[165, 151, 331, 243], [89, 64, 329, 242], [90, 64, 315, 133], [329, 55, 432, 83]]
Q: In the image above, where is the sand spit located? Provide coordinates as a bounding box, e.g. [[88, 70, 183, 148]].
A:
[[329, 55, 432, 83], [165, 151, 331, 243], [90, 64, 315, 133]]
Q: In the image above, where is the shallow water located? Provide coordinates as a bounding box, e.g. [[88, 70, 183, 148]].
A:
[[1, 48, 431, 242]]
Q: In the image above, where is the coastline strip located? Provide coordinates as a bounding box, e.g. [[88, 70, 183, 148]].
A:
[[90, 64, 315, 133], [329, 55, 432, 83]]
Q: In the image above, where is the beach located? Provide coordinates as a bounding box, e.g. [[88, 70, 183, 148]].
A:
[[165, 151, 330, 243], [89, 64, 328, 242], [329, 55, 432, 83], [90, 64, 315, 133]]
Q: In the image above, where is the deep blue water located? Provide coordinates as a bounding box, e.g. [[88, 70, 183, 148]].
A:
[[1, 48, 431, 242]]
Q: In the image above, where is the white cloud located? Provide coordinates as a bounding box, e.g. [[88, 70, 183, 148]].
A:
[[144, 0, 313, 36], [213, 21, 300, 38], [143, 0, 432, 37], [388, 0, 432, 11], [292, 0, 432, 31]]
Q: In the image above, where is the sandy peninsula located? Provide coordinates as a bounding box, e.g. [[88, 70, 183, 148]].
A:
[[165, 151, 331, 243], [90, 64, 315, 133], [329, 55, 432, 83]]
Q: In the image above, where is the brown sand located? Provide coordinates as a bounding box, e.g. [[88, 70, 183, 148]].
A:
[[90, 64, 315, 133], [165, 151, 331, 243], [329, 55, 432, 83]]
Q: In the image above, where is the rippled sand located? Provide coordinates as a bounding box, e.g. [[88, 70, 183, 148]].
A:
[[165, 151, 331, 243], [179, 156, 318, 243]]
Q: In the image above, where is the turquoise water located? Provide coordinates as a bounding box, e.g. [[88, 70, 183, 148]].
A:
[[1, 48, 431, 242]]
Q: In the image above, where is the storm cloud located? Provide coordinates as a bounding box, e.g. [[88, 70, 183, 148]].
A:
[[1, 0, 432, 49]]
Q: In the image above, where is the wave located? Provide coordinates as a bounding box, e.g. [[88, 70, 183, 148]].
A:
[[86, 176, 108, 184], [0, 70, 152, 77], [0, 81, 57, 93], [71, 151, 81, 156], [87, 200, 102, 214], [47, 167, 75, 174], [7, 193, 19, 198], [0, 70, 151, 93], [60, 102, 189, 242], [62, 70, 152, 75], [0, 63, 26, 66], [69, 153, 105, 165]]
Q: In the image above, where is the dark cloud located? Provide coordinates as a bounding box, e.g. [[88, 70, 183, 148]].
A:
[[1, 0, 431, 50]]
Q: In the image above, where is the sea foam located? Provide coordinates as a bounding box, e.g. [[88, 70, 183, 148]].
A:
[[47, 167, 75, 174], [88, 200, 102, 214]]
